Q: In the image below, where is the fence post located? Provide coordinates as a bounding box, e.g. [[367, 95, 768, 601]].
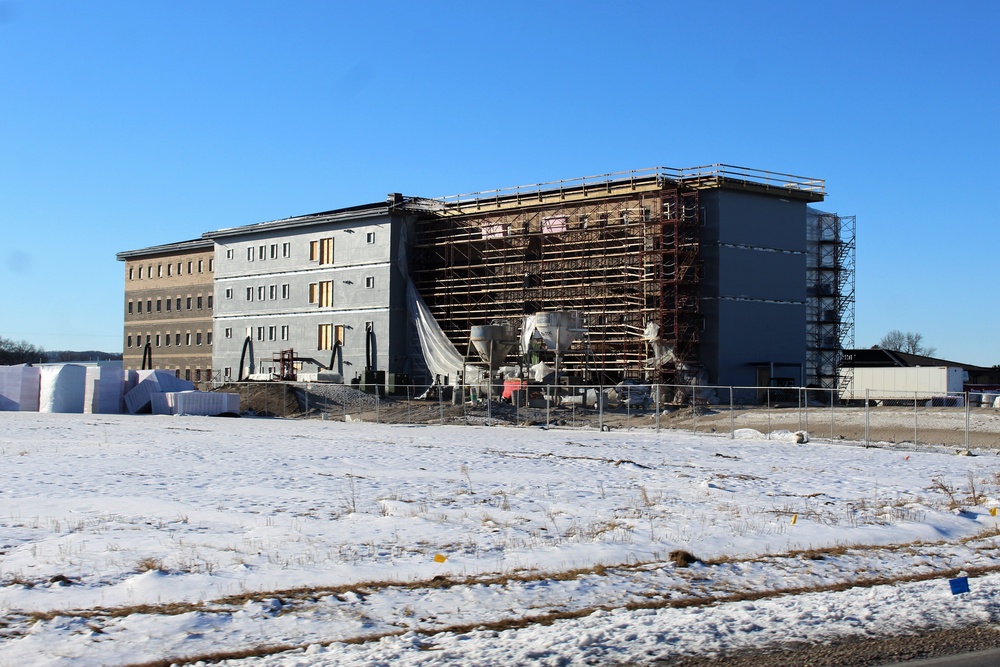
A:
[[830, 386, 835, 441], [730, 387, 735, 439], [766, 384, 771, 440], [598, 384, 604, 431], [375, 391, 380, 424], [965, 391, 971, 451], [655, 384, 660, 434], [864, 388, 870, 448], [914, 392, 918, 448]]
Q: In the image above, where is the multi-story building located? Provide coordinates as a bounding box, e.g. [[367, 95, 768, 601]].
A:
[[115, 239, 215, 386], [203, 197, 418, 384], [116, 164, 855, 393]]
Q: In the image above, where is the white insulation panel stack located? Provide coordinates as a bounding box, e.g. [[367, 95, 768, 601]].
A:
[[83, 366, 125, 414], [125, 370, 195, 414], [151, 391, 240, 416], [0, 365, 41, 411]]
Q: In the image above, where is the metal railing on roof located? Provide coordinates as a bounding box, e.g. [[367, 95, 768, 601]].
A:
[[433, 164, 825, 210]]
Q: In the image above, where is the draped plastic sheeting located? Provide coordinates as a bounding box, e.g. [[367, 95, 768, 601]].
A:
[[399, 222, 484, 385], [39, 364, 87, 413], [0, 365, 41, 411]]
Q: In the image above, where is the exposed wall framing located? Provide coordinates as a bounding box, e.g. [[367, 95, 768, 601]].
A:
[[411, 176, 702, 385]]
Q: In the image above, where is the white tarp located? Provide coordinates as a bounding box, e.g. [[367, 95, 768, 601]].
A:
[[39, 364, 87, 413], [125, 370, 194, 414], [84, 366, 125, 414], [0, 365, 41, 412]]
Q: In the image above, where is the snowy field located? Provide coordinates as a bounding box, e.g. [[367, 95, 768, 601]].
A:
[[2, 413, 1000, 666]]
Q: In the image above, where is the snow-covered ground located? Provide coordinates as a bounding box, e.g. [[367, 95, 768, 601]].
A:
[[1, 413, 999, 666]]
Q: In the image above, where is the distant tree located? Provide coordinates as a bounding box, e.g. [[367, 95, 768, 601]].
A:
[[0, 336, 45, 365], [877, 330, 936, 356]]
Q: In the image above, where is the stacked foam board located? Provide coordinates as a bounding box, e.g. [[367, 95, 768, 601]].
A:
[[0, 365, 41, 411], [151, 391, 240, 416], [84, 366, 125, 414], [124, 370, 195, 414], [39, 364, 87, 413]]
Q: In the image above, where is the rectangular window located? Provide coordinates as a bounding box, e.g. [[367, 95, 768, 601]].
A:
[[366, 231, 375, 244], [308, 282, 318, 304], [282, 242, 290, 258], [166, 299, 171, 312], [226, 248, 234, 259], [310, 238, 334, 264], [129, 267, 134, 280], [365, 276, 375, 288], [127, 335, 132, 347], [270, 243, 277, 259], [247, 247, 254, 261], [186, 297, 192, 310], [155, 334, 161, 347], [318, 323, 332, 350], [268, 326, 276, 341], [185, 333, 191, 346], [147, 266, 152, 279], [280, 325, 289, 341], [207, 295, 213, 309], [196, 332, 202, 345], [257, 286, 265, 301], [226, 288, 233, 299], [335, 324, 345, 345], [128, 301, 133, 314], [177, 262, 182, 274], [165, 334, 170, 347], [224, 367, 232, 379], [198, 259, 204, 273], [256, 326, 264, 341], [269, 285, 276, 300], [146, 299, 152, 312], [209, 258, 213, 272], [175, 333, 181, 346], [157, 264, 163, 277], [225, 327, 232, 339], [167, 264, 172, 277], [207, 332, 213, 345], [156, 299, 162, 312], [258, 245, 266, 260], [197, 296, 203, 309], [195, 369, 201, 382], [319, 281, 333, 307], [246, 287, 253, 301], [185, 369, 191, 381], [187, 261, 193, 274], [281, 284, 290, 299], [137, 301, 143, 314], [176, 298, 182, 311]]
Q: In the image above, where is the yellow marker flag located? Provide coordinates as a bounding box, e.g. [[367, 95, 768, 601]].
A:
[[790, 514, 798, 525], [991, 508, 998, 517], [434, 553, 447, 563]]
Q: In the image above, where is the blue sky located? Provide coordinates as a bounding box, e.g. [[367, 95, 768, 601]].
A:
[[1, 1, 997, 365]]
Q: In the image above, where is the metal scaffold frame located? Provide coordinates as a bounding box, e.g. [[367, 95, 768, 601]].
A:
[[806, 211, 856, 390], [411, 177, 702, 385]]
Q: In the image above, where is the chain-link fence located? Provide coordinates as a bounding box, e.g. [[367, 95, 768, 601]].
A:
[[214, 382, 999, 451]]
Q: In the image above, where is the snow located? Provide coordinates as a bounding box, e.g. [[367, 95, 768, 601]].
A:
[[1, 412, 999, 666]]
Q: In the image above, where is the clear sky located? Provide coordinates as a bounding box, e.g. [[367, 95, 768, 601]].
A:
[[1, 1, 997, 365]]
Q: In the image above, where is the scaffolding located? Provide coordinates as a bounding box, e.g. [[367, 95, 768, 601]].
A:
[[806, 210, 856, 389], [411, 171, 703, 385]]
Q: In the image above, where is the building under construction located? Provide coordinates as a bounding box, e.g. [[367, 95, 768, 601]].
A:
[[409, 165, 855, 389]]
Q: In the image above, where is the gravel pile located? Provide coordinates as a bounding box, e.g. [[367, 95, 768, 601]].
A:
[[293, 382, 381, 414]]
